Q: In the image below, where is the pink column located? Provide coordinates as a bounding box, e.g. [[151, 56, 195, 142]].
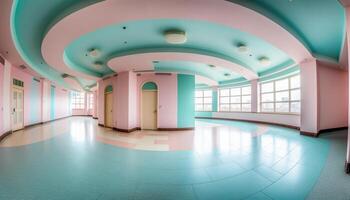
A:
[[41, 79, 51, 122], [346, 6, 350, 173], [2, 59, 12, 133], [300, 58, 318, 135], [251, 79, 258, 113]]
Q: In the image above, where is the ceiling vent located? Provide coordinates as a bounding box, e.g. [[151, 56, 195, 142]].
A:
[[155, 73, 172, 76], [62, 73, 72, 78]]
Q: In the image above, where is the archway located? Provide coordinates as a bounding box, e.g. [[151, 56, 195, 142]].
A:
[[141, 82, 158, 130]]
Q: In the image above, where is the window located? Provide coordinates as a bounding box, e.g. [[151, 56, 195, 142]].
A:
[[195, 90, 212, 111], [260, 75, 300, 113], [88, 93, 94, 109], [71, 92, 85, 109], [219, 85, 251, 112]]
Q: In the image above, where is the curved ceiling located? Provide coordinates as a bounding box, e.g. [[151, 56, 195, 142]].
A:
[[231, 0, 346, 62], [64, 19, 293, 81], [8, 0, 345, 90]]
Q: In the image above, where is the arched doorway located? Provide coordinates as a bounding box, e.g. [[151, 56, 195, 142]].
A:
[[141, 82, 158, 130], [104, 85, 113, 128]]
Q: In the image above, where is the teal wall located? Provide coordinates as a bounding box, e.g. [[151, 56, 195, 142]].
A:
[[142, 82, 157, 90], [50, 85, 55, 120], [195, 112, 213, 118], [177, 74, 195, 128], [29, 79, 41, 124]]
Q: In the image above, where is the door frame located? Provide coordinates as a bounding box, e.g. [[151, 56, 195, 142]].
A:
[[140, 82, 159, 130], [12, 85, 24, 131], [104, 86, 113, 128]]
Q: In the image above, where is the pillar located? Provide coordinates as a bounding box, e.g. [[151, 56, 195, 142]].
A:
[[177, 74, 195, 128], [345, 6, 350, 174], [300, 58, 318, 136], [2, 59, 11, 133], [251, 79, 258, 113]]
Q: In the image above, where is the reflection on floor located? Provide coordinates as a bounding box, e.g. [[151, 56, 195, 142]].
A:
[[0, 117, 348, 200]]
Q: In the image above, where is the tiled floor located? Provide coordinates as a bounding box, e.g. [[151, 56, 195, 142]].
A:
[[0, 117, 348, 200]]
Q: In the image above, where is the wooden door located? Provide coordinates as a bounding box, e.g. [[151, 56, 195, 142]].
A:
[[104, 92, 113, 128], [141, 91, 157, 130]]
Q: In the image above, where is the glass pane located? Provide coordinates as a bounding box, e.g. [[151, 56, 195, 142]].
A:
[[242, 95, 251, 103], [242, 86, 251, 95], [203, 97, 212, 104], [195, 104, 203, 111], [230, 88, 241, 96], [242, 104, 251, 112], [195, 91, 202, 97], [275, 79, 289, 91], [275, 91, 289, 102], [220, 104, 230, 111], [290, 75, 300, 89], [261, 93, 274, 102], [291, 89, 300, 101], [195, 98, 203, 104], [291, 102, 300, 113], [230, 104, 241, 112], [220, 89, 230, 96], [261, 103, 274, 112], [203, 104, 212, 111], [261, 82, 274, 93], [230, 96, 240, 104], [203, 90, 212, 97], [220, 97, 229, 104], [276, 102, 289, 112]]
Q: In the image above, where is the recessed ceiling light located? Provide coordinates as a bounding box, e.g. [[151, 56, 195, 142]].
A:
[[164, 29, 187, 44], [258, 57, 271, 66], [93, 61, 103, 69], [208, 64, 216, 68], [153, 61, 159, 63], [224, 73, 231, 77], [237, 44, 249, 53], [88, 48, 101, 58]]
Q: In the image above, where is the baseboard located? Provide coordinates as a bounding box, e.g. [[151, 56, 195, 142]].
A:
[[42, 115, 72, 124], [113, 127, 141, 133], [195, 117, 300, 130], [157, 127, 195, 131], [72, 115, 93, 117], [98, 123, 105, 127], [0, 130, 12, 142], [345, 161, 350, 174], [318, 127, 348, 134], [300, 131, 318, 137], [24, 122, 43, 129]]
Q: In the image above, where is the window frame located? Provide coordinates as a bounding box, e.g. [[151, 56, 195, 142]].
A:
[[195, 89, 213, 112], [218, 85, 251, 113], [71, 92, 85, 109], [259, 74, 300, 114]]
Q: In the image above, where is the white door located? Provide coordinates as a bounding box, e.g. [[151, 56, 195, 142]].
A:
[[104, 92, 113, 128], [141, 90, 157, 130], [12, 87, 24, 131]]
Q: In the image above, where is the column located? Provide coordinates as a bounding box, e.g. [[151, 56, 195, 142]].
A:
[[251, 79, 258, 113], [300, 58, 318, 136], [345, 6, 350, 174], [2, 59, 11, 133]]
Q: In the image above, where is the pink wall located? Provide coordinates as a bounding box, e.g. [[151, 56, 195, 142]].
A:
[[318, 62, 348, 130], [136, 73, 178, 128], [54, 86, 70, 119]]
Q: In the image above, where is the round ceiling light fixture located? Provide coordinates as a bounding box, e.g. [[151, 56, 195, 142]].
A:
[[88, 48, 101, 58], [164, 29, 187, 44], [237, 44, 249, 54], [93, 61, 103, 69], [258, 57, 271, 66]]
